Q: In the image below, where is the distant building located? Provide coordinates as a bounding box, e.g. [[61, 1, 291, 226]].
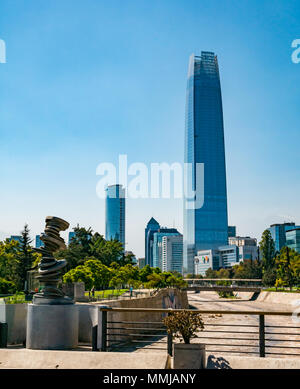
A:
[[162, 234, 183, 274], [228, 226, 236, 238], [138, 258, 146, 269], [9, 235, 22, 244], [219, 245, 239, 268], [105, 184, 125, 249], [194, 249, 221, 276], [286, 228, 300, 253], [35, 235, 44, 248], [194, 236, 259, 275], [229, 236, 259, 262], [152, 228, 180, 269], [68, 231, 76, 245], [145, 217, 160, 267], [267, 222, 299, 253]]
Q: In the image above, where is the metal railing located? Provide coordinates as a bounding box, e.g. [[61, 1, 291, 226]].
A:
[[95, 307, 300, 358]]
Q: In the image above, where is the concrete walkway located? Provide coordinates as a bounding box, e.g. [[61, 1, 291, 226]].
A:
[[0, 349, 168, 369]]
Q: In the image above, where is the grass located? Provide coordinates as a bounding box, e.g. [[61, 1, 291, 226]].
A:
[[0, 292, 29, 304], [84, 289, 128, 298], [265, 287, 300, 293]]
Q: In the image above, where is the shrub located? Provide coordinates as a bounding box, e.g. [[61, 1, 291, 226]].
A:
[[163, 310, 204, 344], [0, 278, 17, 294]]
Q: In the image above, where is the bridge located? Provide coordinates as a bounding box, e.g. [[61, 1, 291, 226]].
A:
[[184, 278, 263, 293]]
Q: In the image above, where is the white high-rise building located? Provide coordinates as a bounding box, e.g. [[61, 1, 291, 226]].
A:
[[162, 234, 183, 274]]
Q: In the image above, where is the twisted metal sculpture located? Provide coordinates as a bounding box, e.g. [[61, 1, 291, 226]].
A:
[[34, 216, 73, 304]]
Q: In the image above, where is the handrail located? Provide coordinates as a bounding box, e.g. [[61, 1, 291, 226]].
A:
[[99, 307, 294, 316], [185, 278, 262, 282]]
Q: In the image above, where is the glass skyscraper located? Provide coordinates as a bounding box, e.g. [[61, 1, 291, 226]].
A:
[[184, 52, 228, 274], [105, 184, 125, 248]]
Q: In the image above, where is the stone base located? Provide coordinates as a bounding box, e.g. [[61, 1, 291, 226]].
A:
[[26, 304, 78, 350], [33, 294, 74, 305]]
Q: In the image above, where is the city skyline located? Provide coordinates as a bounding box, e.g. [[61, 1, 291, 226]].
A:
[[1, 1, 300, 258]]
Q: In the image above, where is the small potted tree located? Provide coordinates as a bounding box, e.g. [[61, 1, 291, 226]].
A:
[[163, 310, 205, 369]]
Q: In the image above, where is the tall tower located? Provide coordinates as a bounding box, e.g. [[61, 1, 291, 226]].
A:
[[145, 217, 160, 267], [183, 52, 228, 274], [105, 184, 125, 249]]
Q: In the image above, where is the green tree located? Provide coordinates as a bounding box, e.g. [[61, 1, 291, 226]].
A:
[[63, 265, 94, 290], [275, 247, 298, 290], [15, 224, 36, 291], [84, 258, 113, 289], [259, 230, 276, 271]]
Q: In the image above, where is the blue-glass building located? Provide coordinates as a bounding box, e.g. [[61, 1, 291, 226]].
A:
[[35, 235, 44, 248], [268, 222, 299, 253], [145, 217, 160, 267], [68, 231, 76, 246], [184, 52, 228, 274], [286, 228, 300, 253], [105, 184, 125, 248]]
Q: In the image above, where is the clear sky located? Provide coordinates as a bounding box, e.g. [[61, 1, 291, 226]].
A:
[[0, 0, 299, 257]]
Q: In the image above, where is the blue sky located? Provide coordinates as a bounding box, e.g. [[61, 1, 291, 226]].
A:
[[0, 0, 299, 257]]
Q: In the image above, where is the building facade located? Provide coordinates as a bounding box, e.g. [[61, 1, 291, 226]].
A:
[[105, 184, 125, 248], [228, 226, 236, 238], [152, 228, 180, 269], [35, 235, 44, 248], [268, 223, 299, 253], [9, 235, 22, 244], [183, 51, 228, 274], [68, 231, 76, 246], [228, 236, 259, 261], [286, 228, 300, 253], [194, 249, 221, 276], [162, 234, 183, 274], [145, 217, 160, 267]]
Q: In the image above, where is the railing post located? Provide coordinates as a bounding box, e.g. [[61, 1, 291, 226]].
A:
[[259, 314, 265, 357], [92, 325, 98, 351], [98, 305, 111, 352], [0, 323, 8, 348], [167, 311, 173, 356], [101, 310, 107, 351]]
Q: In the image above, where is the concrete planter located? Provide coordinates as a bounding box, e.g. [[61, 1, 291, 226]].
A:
[[0, 304, 28, 344], [173, 343, 206, 369]]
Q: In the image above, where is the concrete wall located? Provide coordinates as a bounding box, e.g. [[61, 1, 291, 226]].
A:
[[257, 291, 300, 305], [0, 304, 27, 344], [78, 288, 188, 344]]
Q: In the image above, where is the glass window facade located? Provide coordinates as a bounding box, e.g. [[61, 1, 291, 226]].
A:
[[105, 184, 125, 248], [286, 228, 300, 253], [184, 52, 228, 274], [268, 223, 299, 253], [144, 217, 160, 267]]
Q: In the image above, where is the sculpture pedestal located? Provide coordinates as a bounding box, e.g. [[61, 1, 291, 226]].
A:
[[26, 304, 78, 350]]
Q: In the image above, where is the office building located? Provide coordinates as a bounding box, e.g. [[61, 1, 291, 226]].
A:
[[152, 228, 180, 269], [35, 235, 44, 248], [105, 184, 125, 248], [145, 217, 160, 267], [68, 231, 76, 245], [228, 226, 236, 238], [137, 258, 146, 269], [9, 235, 22, 244], [286, 228, 300, 253], [229, 236, 259, 261], [162, 234, 183, 274], [268, 222, 299, 253], [184, 51, 228, 274], [194, 249, 222, 276]]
